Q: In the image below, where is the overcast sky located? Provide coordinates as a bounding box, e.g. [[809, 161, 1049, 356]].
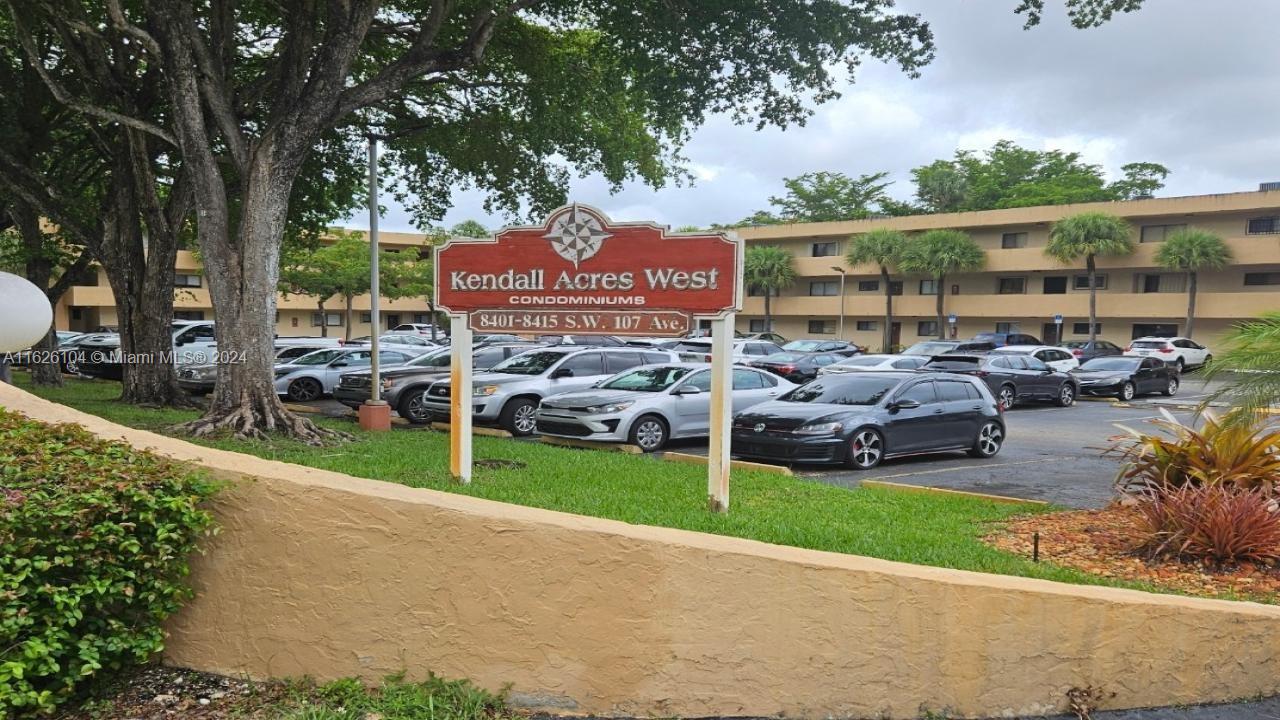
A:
[[360, 0, 1280, 234]]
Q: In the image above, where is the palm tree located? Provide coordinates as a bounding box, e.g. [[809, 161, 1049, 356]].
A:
[[1203, 312, 1280, 417], [846, 228, 908, 352], [1044, 212, 1133, 345], [743, 245, 796, 332], [1155, 228, 1232, 339], [898, 229, 985, 339]]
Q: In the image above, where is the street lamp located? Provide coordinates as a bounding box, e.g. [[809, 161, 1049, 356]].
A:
[[358, 135, 391, 431], [830, 266, 847, 339]]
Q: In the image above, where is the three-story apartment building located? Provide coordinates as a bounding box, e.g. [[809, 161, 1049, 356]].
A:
[[733, 188, 1280, 350]]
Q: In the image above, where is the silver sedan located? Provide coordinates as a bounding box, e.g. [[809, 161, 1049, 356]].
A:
[[536, 363, 795, 452], [273, 347, 421, 401]]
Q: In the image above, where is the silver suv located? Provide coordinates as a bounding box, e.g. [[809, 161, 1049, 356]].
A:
[[421, 346, 680, 436]]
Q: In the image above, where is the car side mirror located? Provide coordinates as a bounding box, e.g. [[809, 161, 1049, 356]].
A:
[[890, 398, 920, 410], [550, 367, 574, 379], [1041, 368, 1054, 375], [174, 340, 187, 347], [674, 385, 703, 395]]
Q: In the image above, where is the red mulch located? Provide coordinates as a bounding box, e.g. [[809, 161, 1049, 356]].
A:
[[984, 505, 1280, 603]]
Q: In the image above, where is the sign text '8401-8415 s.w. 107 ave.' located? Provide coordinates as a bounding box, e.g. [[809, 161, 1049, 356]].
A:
[[434, 204, 742, 335]]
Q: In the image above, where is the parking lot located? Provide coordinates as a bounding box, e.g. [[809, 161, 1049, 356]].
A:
[[300, 376, 1232, 510]]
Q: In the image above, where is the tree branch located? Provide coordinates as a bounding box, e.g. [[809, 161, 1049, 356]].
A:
[[104, 0, 162, 56]]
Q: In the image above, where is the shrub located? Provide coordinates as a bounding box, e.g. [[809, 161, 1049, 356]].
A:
[[1133, 484, 1280, 565], [1107, 408, 1280, 497], [0, 410, 216, 716]]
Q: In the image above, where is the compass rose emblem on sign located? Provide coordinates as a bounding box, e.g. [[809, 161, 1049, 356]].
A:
[[543, 205, 611, 268]]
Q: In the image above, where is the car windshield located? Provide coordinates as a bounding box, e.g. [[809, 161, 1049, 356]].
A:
[[972, 333, 1003, 341], [488, 350, 566, 375], [762, 352, 805, 363], [1131, 340, 1167, 349], [599, 366, 694, 392], [1061, 341, 1090, 349], [407, 348, 452, 367], [671, 341, 713, 352], [990, 348, 1030, 355], [836, 356, 888, 367], [903, 341, 956, 356], [781, 376, 899, 405], [782, 340, 823, 352], [1080, 357, 1141, 371], [291, 349, 344, 365]]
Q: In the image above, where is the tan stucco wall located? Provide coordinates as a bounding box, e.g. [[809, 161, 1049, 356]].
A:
[[4, 382, 1280, 719]]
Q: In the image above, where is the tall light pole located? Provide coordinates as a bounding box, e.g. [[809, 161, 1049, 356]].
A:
[[358, 134, 391, 431], [830, 266, 847, 339]]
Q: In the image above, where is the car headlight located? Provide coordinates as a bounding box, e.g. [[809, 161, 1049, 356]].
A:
[[793, 422, 843, 436], [274, 369, 293, 378], [585, 401, 634, 414], [477, 385, 501, 396]]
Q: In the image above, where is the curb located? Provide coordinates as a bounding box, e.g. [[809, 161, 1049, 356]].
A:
[[860, 479, 1049, 506], [283, 403, 323, 414], [660, 451, 794, 477], [539, 436, 644, 454], [430, 421, 513, 439]]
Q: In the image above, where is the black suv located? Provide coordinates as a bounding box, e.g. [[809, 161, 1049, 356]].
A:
[[921, 353, 1079, 409]]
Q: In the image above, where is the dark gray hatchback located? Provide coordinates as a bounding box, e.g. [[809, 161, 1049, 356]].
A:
[[731, 371, 1005, 469]]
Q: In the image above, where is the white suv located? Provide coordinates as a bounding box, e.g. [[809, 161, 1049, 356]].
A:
[[1124, 336, 1211, 370]]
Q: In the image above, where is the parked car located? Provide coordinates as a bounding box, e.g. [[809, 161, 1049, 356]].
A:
[[781, 339, 861, 356], [1071, 356, 1180, 400], [342, 333, 439, 350], [333, 343, 540, 423], [273, 347, 420, 401], [742, 332, 787, 345], [989, 345, 1080, 373], [671, 339, 784, 363], [420, 346, 679, 435], [731, 371, 1004, 469], [746, 351, 846, 383], [818, 353, 928, 375], [901, 339, 996, 356], [178, 340, 342, 394], [971, 331, 1041, 347], [1124, 336, 1211, 371], [71, 320, 220, 379], [535, 334, 626, 346], [921, 353, 1079, 409], [685, 328, 746, 339], [391, 323, 444, 336], [624, 337, 681, 349], [536, 364, 794, 451], [57, 332, 117, 374], [8, 331, 83, 366], [1059, 339, 1124, 362]]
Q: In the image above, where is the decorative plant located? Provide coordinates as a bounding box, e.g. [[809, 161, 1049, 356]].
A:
[[1132, 484, 1280, 565]]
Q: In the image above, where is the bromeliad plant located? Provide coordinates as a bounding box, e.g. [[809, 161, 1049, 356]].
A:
[[1131, 484, 1280, 565], [1107, 408, 1280, 497], [0, 410, 217, 716]]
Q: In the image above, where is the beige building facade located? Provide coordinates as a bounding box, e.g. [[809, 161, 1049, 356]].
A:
[[733, 189, 1280, 351], [54, 230, 437, 339]]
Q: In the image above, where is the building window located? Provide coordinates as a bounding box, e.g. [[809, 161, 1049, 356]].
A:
[[1134, 273, 1185, 294], [995, 322, 1016, 334], [1140, 223, 1186, 243], [1244, 272, 1280, 286], [412, 313, 431, 324], [918, 279, 938, 295], [888, 281, 903, 296], [311, 312, 342, 327], [997, 277, 1026, 294], [811, 241, 838, 257], [174, 273, 202, 287], [173, 311, 205, 321], [1247, 216, 1279, 235], [917, 321, 939, 337], [1073, 274, 1108, 290], [856, 320, 877, 331], [749, 319, 767, 332], [360, 312, 372, 323], [385, 313, 402, 329], [809, 281, 839, 296], [808, 320, 835, 334], [1132, 323, 1178, 339], [1001, 232, 1027, 249], [747, 284, 767, 297], [1043, 276, 1068, 294], [1072, 322, 1102, 335], [857, 280, 879, 292]]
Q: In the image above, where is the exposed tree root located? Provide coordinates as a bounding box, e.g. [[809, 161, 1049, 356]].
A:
[[173, 389, 351, 446]]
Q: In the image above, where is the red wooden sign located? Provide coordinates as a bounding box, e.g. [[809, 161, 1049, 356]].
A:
[[434, 205, 742, 334]]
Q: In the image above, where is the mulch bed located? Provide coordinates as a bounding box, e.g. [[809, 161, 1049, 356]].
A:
[[985, 505, 1280, 603], [55, 666, 304, 720]]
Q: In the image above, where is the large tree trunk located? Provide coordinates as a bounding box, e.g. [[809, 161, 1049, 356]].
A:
[[880, 265, 893, 353], [935, 274, 946, 339], [344, 292, 354, 340], [1185, 271, 1197, 339], [1086, 254, 1098, 345], [317, 299, 328, 338]]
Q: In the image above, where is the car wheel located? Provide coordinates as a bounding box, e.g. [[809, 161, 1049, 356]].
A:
[[968, 421, 1004, 458], [1162, 377, 1180, 396], [1118, 381, 1136, 401], [997, 385, 1016, 410], [500, 398, 538, 436], [845, 428, 884, 470], [628, 414, 669, 452], [397, 390, 431, 425], [287, 377, 322, 402], [1055, 383, 1076, 407]]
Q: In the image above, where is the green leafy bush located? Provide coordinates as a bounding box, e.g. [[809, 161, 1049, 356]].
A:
[[0, 410, 216, 715]]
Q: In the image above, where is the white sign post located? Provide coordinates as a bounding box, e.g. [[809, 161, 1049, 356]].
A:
[[706, 316, 734, 513], [448, 316, 473, 483]]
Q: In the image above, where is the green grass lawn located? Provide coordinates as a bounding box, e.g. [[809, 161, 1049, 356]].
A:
[[9, 372, 1162, 593]]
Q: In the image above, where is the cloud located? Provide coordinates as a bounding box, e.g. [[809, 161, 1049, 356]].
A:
[[361, 0, 1280, 233]]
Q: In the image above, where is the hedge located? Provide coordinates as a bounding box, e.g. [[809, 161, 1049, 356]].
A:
[[0, 410, 216, 715]]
